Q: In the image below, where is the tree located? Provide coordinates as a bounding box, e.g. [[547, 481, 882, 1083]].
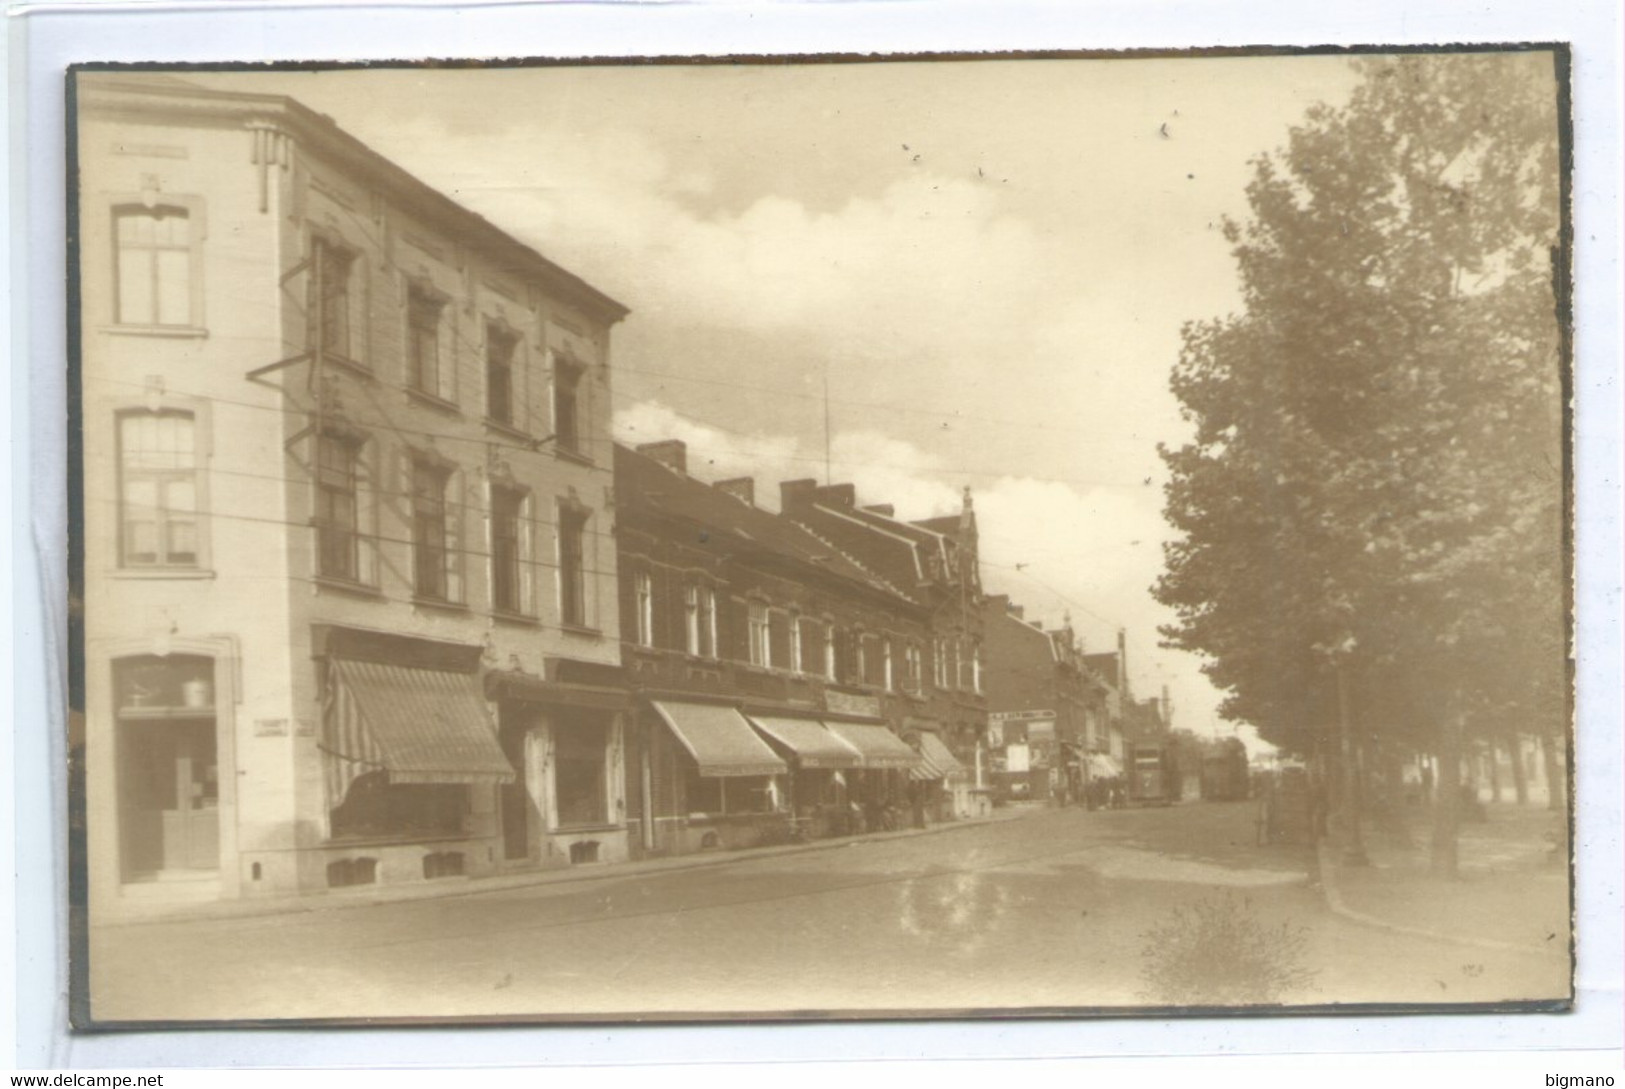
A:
[[1155, 52, 1564, 876]]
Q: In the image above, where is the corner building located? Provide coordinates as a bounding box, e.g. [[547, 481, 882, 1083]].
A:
[[78, 74, 630, 918]]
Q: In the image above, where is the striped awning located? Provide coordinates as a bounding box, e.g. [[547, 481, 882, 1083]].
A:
[[652, 700, 788, 778], [822, 720, 921, 771], [909, 729, 966, 781], [746, 715, 863, 769], [322, 658, 515, 805]]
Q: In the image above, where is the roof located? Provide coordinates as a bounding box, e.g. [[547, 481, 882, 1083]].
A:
[[615, 444, 918, 604], [74, 70, 629, 323]]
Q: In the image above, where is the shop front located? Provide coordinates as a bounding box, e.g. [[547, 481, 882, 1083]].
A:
[[744, 713, 864, 840], [907, 726, 966, 826], [822, 718, 922, 834], [643, 699, 789, 855]]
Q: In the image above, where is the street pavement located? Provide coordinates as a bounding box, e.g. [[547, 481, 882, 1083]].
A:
[[88, 801, 1570, 1023]]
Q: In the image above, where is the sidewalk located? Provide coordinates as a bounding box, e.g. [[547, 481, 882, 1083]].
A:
[[95, 804, 1034, 927], [1317, 801, 1570, 954]]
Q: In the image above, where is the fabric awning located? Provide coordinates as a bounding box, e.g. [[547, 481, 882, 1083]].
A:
[[323, 658, 515, 804], [746, 715, 863, 769], [822, 720, 922, 771], [651, 700, 788, 778], [909, 730, 966, 781]]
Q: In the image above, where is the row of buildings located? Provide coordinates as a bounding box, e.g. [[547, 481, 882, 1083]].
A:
[[76, 73, 1162, 919]]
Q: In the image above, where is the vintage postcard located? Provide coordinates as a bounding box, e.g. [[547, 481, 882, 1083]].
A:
[[69, 50, 1571, 1025]]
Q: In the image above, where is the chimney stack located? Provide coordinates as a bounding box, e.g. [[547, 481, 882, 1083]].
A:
[[636, 440, 687, 474], [715, 477, 755, 506], [862, 503, 895, 517], [813, 483, 856, 509], [780, 478, 818, 510]]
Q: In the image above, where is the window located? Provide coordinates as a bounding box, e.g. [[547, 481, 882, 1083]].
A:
[[685, 771, 778, 816], [634, 572, 654, 648], [553, 356, 585, 453], [824, 623, 837, 680], [685, 583, 716, 658], [411, 460, 451, 601], [558, 505, 589, 627], [407, 287, 445, 398], [315, 433, 360, 581], [490, 486, 527, 615], [747, 602, 770, 667], [934, 637, 949, 689], [883, 639, 895, 691], [114, 204, 194, 327], [972, 643, 984, 694], [957, 638, 973, 691], [118, 410, 198, 568], [797, 617, 825, 675], [860, 634, 886, 688], [905, 644, 923, 692], [553, 721, 608, 827], [310, 237, 355, 360], [768, 611, 792, 670], [330, 772, 468, 841], [486, 324, 519, 426]]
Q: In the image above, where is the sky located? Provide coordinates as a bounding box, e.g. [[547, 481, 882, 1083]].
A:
[[192, 56, 1369, 747]]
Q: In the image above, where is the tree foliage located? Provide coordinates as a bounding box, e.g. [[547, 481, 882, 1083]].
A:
[[1155, 52, 1565, 761]]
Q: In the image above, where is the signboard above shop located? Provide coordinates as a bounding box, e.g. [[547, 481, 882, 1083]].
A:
[[824, 690, 882, 720], [989, 709, 1056, 724]]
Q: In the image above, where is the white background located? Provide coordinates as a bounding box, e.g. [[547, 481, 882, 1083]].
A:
[[6, 0, 1621, 1078]]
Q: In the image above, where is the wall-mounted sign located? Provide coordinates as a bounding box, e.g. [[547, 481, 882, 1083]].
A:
[[824, 690, 882, 719], [989, 709, 1056, 724], [254, 718, 289, 738]]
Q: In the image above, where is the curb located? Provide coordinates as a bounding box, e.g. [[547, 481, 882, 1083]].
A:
[[96, 805, 1036, 928], [1314, 841, 1549, 956]]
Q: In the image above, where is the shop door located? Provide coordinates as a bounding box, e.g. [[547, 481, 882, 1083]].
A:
[[499, 713, 533, 861], [120, 718, 219, 877]]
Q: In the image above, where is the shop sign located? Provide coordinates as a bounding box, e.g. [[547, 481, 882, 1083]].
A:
[[824, 690, 881, 719]]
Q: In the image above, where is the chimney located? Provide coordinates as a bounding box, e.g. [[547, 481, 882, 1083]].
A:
[[1008, 603, 1024, 620], [813, 483, 856, 509], [715, 477, 755, 506], [780, 478, 818, 510], [862, 503, 895, 517], [636, 440, 687, 474]]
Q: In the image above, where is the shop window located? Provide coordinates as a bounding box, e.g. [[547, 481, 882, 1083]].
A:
[[113, 203, 196, 327], [683, 772, 777, 817], [118, 409, 199, 568], [330, 773, 468, 841], [422, 851, 466, 879], [687, 771, 724, 816], [554, 721, 609, 827], [326, 857, 378, 887]]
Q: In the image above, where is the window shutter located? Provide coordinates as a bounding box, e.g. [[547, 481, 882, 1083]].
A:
[[446, 467, 467, 604], [518, 492, 536, 617], [356, 440, 379, 585]]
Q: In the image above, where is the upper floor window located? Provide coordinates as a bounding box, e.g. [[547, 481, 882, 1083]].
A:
[[315, 433, 360, 582], [768, 610, 792, 670], [490, 486, 532, 616], [860, 634, 886, 688], [310, 237, 356, 361], [796, 617, 825, 676], [411, 460, 453, 601], [633, 572, 654, 648], [114, 204, 195, 327], [684, 583, 717, 659], [934, 637, 950, 689], [553, 356, 585, 454], [883, 639, 895, 691], [972, 643, 984, 694], [557, 505, 589, 628], [905, 644, 923, 692], [747, 602, 770, 667], [118, 409, 197, 568], [407, 287, 447, 399], [487, 324, 519, 427], [823, 623, 837, 680]]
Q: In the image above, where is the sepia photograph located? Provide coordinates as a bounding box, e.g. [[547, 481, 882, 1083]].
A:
[[68, 49, 1571, 1026]]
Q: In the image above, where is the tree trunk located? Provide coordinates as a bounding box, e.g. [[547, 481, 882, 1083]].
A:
[[1430, 706, 1463, 878], [1510, 733, 1530, 805], [1336, 664, 1368, 864], [1486, 742, 1502, 803], [1540, 732, 1566, 813]]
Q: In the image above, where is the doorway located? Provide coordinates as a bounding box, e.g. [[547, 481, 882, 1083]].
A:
[[114, 654, 220, 881]]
